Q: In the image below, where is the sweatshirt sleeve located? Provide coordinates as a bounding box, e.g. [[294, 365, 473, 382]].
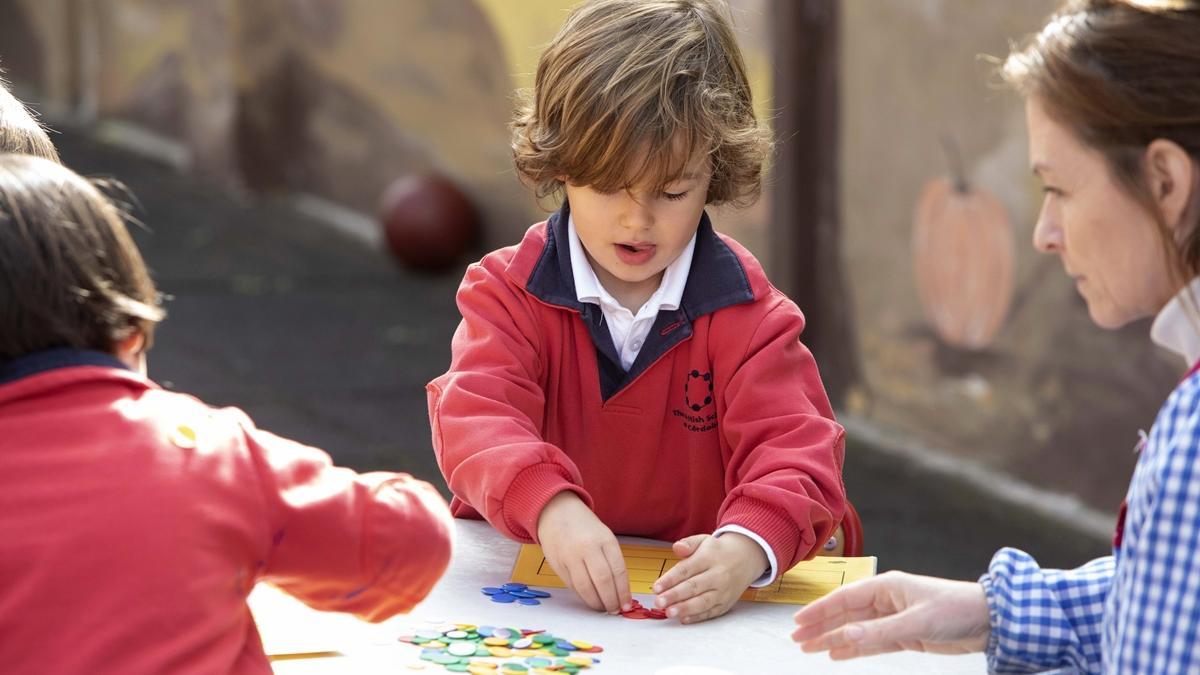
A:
[[233, 413, 454, 623], [716, 298, 847, 573], [427, 259, 593, 543]]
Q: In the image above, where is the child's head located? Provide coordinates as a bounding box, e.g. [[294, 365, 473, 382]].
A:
[[0, 78, 60, 163], [512, 0, 769, 206], [512, 0, 770, 301], [0, 154, 163, 367]]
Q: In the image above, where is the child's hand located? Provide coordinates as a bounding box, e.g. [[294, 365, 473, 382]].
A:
[[652, 532, 767, 624], [536, 492, 633, 614]]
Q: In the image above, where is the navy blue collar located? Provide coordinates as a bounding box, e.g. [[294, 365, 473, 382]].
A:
[[525, 201, 755, 400], [526, 201, 754, 317], [0, 348, 131, 386]]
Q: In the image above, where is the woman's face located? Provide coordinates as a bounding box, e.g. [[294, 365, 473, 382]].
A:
[[1027, 97, 1180, 328]]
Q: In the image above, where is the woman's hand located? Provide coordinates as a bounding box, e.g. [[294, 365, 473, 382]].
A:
[[792, 571, 991, 660]]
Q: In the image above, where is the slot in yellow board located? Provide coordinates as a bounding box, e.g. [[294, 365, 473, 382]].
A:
[[511, 543, 876, 605]]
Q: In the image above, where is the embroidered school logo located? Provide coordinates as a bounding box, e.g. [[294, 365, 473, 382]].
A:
[[685, 369, 713, 411], [673, 369, 717, 433]]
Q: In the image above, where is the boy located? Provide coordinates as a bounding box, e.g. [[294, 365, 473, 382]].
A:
[[0, 153, 453, 674], [428, 0, 846, 624]]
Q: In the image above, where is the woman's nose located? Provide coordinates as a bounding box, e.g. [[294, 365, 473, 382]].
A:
[[1032, 206, 1063, 253]]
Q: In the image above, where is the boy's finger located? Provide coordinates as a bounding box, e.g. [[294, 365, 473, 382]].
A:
[[583, 552, 622, 613], [652, 560, 690, 596], [672, 534, 707, 558], [668, 587, 722, 623], [548, 556, 573, 593], [568, 561, 605, 612], [657, 566, 718, 610], [653, 545, 708, 595], [601, 542, 633, 611]]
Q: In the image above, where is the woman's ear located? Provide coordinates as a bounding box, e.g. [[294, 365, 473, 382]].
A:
[[1146, 138, 1198, 235]]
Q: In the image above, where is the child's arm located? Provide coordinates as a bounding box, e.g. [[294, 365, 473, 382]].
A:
[[715, 297, 847, 565], [655, 298, 847, 622], [428, 259, 631, 613], [427, 259, 593, 543], [236, 413, 454, 622]]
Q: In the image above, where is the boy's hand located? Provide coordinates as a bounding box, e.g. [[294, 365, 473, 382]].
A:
[[652, 532, 767, 624], [536, 492, 633, 614]]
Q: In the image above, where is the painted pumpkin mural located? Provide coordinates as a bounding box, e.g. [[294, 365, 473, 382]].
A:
[[912, 139, 1015, 350]]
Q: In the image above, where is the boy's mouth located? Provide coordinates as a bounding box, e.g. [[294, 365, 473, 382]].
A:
[[614, 242, 656, 265]]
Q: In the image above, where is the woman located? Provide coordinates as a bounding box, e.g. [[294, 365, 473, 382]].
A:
[[793, 1, 1200, 672]]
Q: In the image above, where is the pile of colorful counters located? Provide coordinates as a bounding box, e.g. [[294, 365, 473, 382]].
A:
[[481, 583, 552, 605], [399, 623, 603, 674]]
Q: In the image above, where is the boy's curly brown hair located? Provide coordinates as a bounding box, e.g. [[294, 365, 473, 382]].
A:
[[511, 0, 771, 207]]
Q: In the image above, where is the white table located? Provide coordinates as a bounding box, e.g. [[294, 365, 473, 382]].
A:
[[251, 519, 986, 674]]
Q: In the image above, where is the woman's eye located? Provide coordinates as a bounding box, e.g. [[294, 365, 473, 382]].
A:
[[1041, 186, 1062, 196], [663, 191, 688, 201]]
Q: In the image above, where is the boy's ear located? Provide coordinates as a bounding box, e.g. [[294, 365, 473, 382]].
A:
[[114, 331, 147, 372], [116, 331, 145, 356]]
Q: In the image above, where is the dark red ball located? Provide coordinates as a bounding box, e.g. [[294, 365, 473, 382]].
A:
[[378, 173, 479, 272]]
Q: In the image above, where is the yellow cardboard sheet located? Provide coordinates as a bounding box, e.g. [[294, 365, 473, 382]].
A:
[[511, 542, 876, 605]]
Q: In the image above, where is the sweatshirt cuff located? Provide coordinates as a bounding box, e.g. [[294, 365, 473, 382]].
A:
[[502, 463, 592, 542], [713, 524, 778, 587], [362, 474, 455, 619], [718, 496, 805, 577]]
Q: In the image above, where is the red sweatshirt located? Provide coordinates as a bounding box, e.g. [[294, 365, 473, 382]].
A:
[[0, 349, 453, 675], [427, 206, 846, 572]]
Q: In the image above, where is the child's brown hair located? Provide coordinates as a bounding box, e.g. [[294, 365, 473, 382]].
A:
[[512, 0, 770, 207], [0, 154, 163, 362], [0, 77, 60, 163]]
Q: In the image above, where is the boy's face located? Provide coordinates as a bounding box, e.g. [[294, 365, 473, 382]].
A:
[[565, 155, 711, 309]]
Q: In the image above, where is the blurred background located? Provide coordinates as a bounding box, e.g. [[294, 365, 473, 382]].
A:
[[1, 0, 1170, 579]]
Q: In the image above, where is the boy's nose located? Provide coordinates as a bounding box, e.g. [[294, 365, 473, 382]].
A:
[[620, 193, 655, 231]]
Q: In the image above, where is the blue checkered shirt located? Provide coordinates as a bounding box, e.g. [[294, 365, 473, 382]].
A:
[[981, 370, 1200, 673]]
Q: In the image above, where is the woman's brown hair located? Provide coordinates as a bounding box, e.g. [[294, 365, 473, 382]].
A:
[[511, 0, 771, 207], [0, 154, 163, 362], [1003, 0, 1200, 280]]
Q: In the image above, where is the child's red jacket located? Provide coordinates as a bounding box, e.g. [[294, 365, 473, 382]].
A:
[[0, 349, 453, 674], [428, 206, 846, 572]]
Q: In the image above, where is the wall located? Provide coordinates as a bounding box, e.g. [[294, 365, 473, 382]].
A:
[[840, 0, 1180, 511], [1, 0, 1171, 516], [0, 0, 773, 254]]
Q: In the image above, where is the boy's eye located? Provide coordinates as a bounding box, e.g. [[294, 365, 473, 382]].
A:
[[663, 191, 689, 201]]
